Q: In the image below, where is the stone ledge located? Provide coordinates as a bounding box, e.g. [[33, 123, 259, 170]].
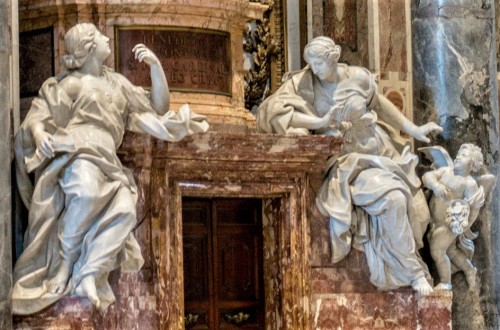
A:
[[152, 131, 342, 174]]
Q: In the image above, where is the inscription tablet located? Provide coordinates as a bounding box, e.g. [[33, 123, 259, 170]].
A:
[[116, 27, 231, 95]]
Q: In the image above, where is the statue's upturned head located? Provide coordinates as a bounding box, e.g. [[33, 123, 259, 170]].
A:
[[63, 23, 97, 70], [303, 36, 341, 65]]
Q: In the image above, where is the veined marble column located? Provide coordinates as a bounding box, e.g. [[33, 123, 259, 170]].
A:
[[0, 0, 14, 328], [412, 1, 499, 329]]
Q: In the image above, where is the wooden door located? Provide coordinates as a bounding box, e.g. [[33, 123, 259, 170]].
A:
[[182, 198, 264, 329]]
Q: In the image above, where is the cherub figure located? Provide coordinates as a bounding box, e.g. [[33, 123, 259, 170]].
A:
[[420, 144, 495, 291]]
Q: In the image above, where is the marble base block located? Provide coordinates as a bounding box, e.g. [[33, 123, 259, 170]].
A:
[[13, 297, 95, 330], [312, 291, 452, 329], [13, 271, 158, 330], [311, 258, 452, 329]]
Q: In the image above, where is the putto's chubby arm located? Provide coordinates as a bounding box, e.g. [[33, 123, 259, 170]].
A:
[[422, 167, 449, 198]]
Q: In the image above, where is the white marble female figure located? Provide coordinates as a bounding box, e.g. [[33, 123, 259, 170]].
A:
[[257, 36, 443, 295], [13, 23, 209, 314]]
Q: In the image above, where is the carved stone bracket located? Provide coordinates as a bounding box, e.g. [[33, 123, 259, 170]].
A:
[[244, 0, 286, 111]]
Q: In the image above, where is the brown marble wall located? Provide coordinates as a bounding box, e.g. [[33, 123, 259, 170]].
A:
[[376, 0, 414, 125], [312, 290, 452, 329], [0, 0, 13, 328]]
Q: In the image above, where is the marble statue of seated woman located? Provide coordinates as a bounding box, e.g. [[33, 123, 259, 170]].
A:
[[256, 36, 443, 295], [12, 23, 209, 314]]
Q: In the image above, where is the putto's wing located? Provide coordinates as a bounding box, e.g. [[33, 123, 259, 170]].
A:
[[418, 146, 454, 169], [474, 173, 496, 198]]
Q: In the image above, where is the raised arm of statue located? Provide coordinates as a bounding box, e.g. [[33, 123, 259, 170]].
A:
[[132, 43, 169, 114]]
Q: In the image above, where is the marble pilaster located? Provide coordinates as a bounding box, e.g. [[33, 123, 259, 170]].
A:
[[376, 0, 414, 129], [0, 0, 13, 328], [412, 1, 500, 329], [286, 0, 302, 72]]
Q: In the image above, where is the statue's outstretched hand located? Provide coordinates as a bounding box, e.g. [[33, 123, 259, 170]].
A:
[[132, 44, 160, 66], [412, 122, 443, 143]]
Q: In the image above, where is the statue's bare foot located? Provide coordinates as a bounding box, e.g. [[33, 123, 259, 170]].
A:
[[434, 282, 452, 291], [46, 260, 72, 294], [75, 274, 101, 309], [465, 267, 477, 291], [412, 277, 433, 296]]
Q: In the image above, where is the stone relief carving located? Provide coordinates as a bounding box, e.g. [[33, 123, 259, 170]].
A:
[[256, 36, 443, 295], [12, 23, 208, 314], [420, 144, 496, 292], [244, 1, 279, 111]]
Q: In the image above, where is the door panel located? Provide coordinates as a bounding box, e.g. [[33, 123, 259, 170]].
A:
[[183, 236, 209, 301], [183, 198, 264, 329], [217, 236, 258, 300], [183, 200, 213, 329]]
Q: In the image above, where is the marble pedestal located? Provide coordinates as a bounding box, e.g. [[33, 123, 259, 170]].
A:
[[13, 131, 341, 329], [312, 263, 452, 329], [13, 131, 454, 330]]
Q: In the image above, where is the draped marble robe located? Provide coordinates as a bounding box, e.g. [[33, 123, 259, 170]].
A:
[[13, 66, 209, 314], [257, 65, 430, 290]]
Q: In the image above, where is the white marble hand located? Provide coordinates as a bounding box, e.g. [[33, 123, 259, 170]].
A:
[[33, 128, 55, 159], [432, 182, 449, 198], [132, 43, 160, 66], [412, 122, 443, 143]]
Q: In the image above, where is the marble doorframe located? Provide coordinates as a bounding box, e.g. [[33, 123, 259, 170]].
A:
[[149, 132, 340, 329], [176, 180, 307, 329], [155, 176, 310, 329]]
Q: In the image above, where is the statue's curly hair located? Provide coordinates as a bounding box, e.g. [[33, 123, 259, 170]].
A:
[[458, 143, 484, 172]]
